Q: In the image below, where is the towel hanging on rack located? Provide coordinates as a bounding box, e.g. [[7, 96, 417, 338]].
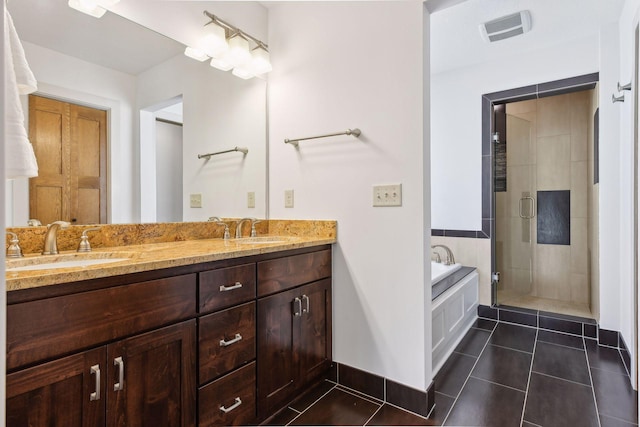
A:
[[4, 7, 38, 179]]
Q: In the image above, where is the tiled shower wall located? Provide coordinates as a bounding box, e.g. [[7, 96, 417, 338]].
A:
[[587, 89, 599, 319], [496, 90, 596, 308]]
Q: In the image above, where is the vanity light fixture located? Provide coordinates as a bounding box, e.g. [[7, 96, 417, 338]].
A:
[[184, 11, 272, 80], [68, 0, 119, 18], [184, 47, 209, 62]]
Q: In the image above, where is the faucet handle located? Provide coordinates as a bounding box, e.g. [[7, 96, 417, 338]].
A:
[[6, 232, 23, 258], [432, 251, 441, 263], [250, 219, 262, 237], [77, 227, 101, 252], [209, 217, 231, 240], [27, 219, 42, 227]]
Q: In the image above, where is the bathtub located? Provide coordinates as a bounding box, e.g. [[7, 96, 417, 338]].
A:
[[431, 261, 462, 285]]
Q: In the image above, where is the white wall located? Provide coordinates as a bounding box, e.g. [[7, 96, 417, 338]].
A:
[[136, 54, 267, 221], [268, 2, 430, 390], [7, 42, 137, 224]]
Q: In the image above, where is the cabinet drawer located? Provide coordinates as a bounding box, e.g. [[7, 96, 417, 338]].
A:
[[257, 249, 331, 296], [199, 361, 256, 427], [7, 274, 196, 371], [200, 264, 256, 313], [199, 302, 256, 384]]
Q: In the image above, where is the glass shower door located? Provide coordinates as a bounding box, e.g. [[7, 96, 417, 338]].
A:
[[495, 114, 535, 307]]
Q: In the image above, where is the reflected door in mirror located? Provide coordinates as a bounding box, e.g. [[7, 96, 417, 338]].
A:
[[29, 95, 107, 225]]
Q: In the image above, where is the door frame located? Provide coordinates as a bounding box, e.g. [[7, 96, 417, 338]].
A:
[[480, 73, 600, 307]]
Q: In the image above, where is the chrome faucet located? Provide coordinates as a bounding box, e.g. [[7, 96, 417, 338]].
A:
[[431, 244, 455, 266], [208, 217, 230, 240], [6, 232, 23, 258], [42, 221, 70, 255], [235, 218, 256, 238]]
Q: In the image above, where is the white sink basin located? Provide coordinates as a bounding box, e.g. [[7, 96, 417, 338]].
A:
[[234, 236, 297, 245], [6, 252, 134, 272]]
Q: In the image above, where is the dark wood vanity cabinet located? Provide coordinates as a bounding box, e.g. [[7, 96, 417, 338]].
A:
[[6, 245, 332, 427], [256, 250, 332, 419]]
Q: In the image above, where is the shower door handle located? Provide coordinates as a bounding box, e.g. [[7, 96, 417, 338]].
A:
[[519, 196, 535, 219]]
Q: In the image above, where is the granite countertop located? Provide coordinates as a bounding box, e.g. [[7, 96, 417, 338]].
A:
[[6, 235, 336, 292]]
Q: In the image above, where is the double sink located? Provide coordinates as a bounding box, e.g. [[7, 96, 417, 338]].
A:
[[6, 236, 296, 272]]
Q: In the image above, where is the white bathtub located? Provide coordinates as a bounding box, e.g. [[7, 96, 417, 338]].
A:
[[431, 261, 462, 285]]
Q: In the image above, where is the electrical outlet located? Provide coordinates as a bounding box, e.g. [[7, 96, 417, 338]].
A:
[[247, 191, 256, 208], [373, 184, 402, 207], [285, 189, 294, 208], [189, 193, 202, 208]]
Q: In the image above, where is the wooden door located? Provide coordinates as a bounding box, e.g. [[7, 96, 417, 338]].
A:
[[6, 347, 106, 427], [106, 320, 196, 427], [297, 279, 332, 386], [29, 95, 107, 225], [256, 287, 299, 418]]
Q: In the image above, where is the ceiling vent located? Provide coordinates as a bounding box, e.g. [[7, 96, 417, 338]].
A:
[[479, 10, 532, 43]]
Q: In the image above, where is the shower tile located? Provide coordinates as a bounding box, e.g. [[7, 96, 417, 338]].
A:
[[537, 135, 571, 190], [570, 92, 590, 162], [570, 274, 589, 305], [537, 190, 571, 245], [507, 166, 535, 217], [537, 310, 595, 324], [571, 218, 588, 273], [539, 315, 582, 336], [506, 99, 537, 115], [506, 116, 532, 167], [536, 93, 571, 138], [571, 161, 588, 218], [535, 245, 570, 300], [499, 308, 537, 327]]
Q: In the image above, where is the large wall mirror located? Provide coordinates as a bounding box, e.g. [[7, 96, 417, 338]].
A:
[[6, 0, 268, 226]]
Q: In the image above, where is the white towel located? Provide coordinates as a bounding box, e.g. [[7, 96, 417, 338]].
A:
[[5, 7, 38, 179]]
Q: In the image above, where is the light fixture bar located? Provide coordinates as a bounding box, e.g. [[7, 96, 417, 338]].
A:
[[203, 11, 268, 50]]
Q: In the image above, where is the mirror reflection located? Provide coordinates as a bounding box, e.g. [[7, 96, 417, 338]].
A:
[[6, 0, 268, 226]]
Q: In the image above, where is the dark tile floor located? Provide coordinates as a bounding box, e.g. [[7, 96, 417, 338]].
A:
[[266, 319, 638, 426]]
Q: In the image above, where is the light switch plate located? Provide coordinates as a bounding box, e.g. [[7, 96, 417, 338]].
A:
[[373, 184, 402, 207], [285, 189, 294, 208], [190, 193, 202, 208], [247, 191, 256, 208]]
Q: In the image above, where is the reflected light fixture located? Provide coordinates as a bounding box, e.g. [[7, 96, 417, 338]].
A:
[[68, 0, 119, 18], [184, 11, 272, 80], [184, 47, 209, 62]]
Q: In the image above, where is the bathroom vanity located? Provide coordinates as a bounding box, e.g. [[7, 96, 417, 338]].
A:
[[5, 225, 334, 426]]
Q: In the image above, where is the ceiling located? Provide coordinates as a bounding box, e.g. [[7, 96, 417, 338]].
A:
[[8, 0, 184, 75], [430, 0, 626, 75]]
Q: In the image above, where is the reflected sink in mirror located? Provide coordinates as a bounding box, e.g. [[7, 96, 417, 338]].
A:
[[6, 252, 135, 272], [234, 236, 299, 245]]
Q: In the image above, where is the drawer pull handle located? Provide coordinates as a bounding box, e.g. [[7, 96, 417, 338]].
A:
[[302, 294, 310, 314], [219, 282, 243, 292], [220, 397, 242, 414], [219, 333, 243, 347], [113, 357, 124, 391], [293, 297, 302, 316], [90, 364, 100, 401]]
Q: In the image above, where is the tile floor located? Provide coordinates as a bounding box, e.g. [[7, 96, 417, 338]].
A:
[[266, 319, 638, 426]]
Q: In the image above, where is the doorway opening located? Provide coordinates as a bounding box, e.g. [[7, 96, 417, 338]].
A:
[[139, 96, 183, 223], [482, 73, 600, 319]]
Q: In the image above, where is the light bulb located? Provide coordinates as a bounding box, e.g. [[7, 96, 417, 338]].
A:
[[232, 66, 255, 80], [68, 0, 107, 18], [226, 34, 252, 67], [250, 46, 272, 75], [184, 47, 209, 62], [200, 23, 228, 58], [210, 57, 233, 72]]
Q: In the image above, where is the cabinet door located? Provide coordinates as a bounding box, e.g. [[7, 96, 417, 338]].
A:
[[256, 287, 299, 418], [107, 320, 196, 427], [297, 279, 332, 386], [7, 347, 106, 427]]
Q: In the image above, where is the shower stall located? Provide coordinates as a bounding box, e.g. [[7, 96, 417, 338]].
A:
[[494, 89, 599, 318]]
